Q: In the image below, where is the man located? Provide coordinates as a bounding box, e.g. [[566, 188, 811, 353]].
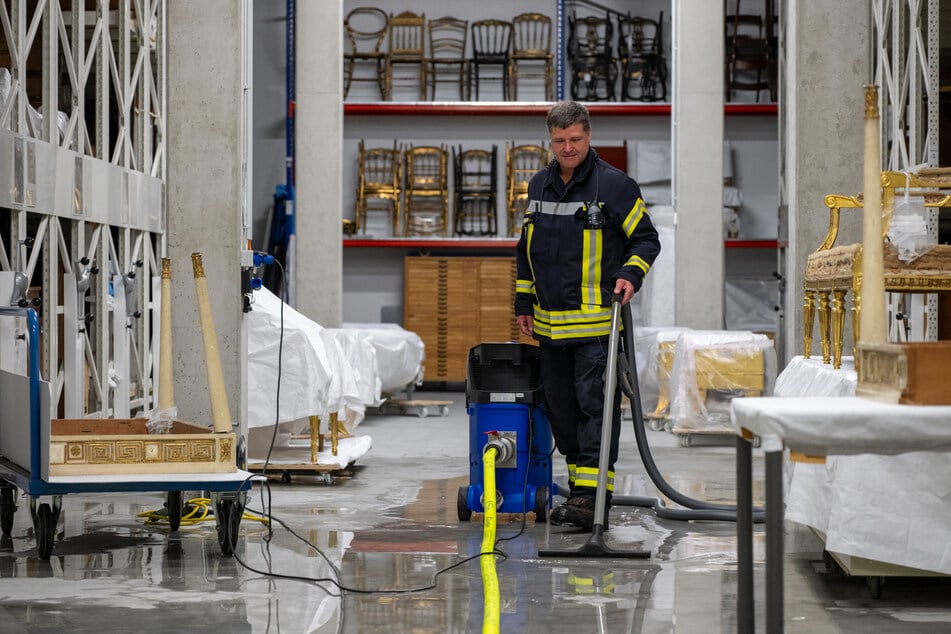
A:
[[514, 101, 661, 530]]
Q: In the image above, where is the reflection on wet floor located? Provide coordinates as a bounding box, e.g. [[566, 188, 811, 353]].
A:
[[1, 393, 951, 632]]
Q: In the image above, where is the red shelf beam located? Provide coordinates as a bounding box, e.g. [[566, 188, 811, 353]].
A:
[[344, 103, 777, 117]]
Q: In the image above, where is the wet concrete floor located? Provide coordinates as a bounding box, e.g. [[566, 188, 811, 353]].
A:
[[1, 390, 949, 632]]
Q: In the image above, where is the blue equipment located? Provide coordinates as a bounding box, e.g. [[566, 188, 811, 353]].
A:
[[457, 343, 553, 522]]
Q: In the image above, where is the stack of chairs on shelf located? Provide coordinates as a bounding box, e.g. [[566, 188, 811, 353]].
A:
[[616, 12, 667, 102], [505, 142, 550, 236], [428, 17, 469, 100], [355, 140, 403, 237], [509, 13, 553, 101], [567, 13, 617, 102], [343, 7, 389, 100], [725, 0, 777, 103], [403, 144, 450, 236], [386, 10, 427, 101], [453, 145, 498, 236], [469, 19, 513, 101]]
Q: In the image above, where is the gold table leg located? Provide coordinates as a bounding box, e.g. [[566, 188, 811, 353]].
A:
[[831, 290, 847, 369], [803, 289, 816, 359]]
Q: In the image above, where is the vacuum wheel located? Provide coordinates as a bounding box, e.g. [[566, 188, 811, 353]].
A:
[[0, 487, 15, 535], [457, 486, 472, 522], [35, 503, 55, 560], [167, 490, 183, 532], [534, 487, 549, 523]]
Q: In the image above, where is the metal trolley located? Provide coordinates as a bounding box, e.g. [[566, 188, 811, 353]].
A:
[[0, 307, 253, 560]]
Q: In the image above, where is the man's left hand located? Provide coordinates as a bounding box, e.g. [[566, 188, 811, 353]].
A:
[[613, 279, 635, 305]]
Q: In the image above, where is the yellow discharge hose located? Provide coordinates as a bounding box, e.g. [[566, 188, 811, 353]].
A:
[[481, 447, 501, 634]]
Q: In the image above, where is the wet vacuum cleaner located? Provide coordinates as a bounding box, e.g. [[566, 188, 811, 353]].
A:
[[457, 343, 553, 522]]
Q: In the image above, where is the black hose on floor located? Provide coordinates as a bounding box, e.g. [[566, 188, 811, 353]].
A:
[[606, 304, 765, 523]]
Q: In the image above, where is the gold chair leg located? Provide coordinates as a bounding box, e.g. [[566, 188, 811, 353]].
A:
[[803, 289, 816, 359], [817, 290, 831, 364], [831, 290, 847, 370], [330, 412, 340, 456], [309, 415, 322, 463], [852, 275, 862, 362]]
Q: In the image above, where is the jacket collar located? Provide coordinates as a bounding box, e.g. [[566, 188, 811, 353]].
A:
[[545, 148, 599, 194]]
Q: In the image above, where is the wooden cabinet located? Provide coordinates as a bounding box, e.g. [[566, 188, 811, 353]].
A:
[[404, 255, 532, 381]]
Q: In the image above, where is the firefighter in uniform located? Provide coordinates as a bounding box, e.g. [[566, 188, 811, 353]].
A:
[[514, 101, 661, 530]]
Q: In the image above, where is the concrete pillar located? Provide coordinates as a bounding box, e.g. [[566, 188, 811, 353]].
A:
[[294, 1, 343, 327], [167, 1, 245, 427], [673, 0, 724, 329], [783, 0, 869, 362]]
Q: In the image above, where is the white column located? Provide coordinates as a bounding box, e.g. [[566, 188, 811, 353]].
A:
[[672, 0, 724, 329], [294, 1, 343, 327]]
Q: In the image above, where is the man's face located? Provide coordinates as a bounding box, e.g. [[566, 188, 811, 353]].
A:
[[549, 123, 591, 172]]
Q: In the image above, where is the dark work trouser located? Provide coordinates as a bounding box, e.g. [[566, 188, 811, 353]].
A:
[[538, 339, 622, 500]]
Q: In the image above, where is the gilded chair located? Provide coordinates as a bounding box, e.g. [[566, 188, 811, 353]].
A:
[[453, 145, 498, 236], [428, 17, 468, 101], [355, 140, 402, 236], [343, 7, 388, 101], [509, 13, 553, 101], [469, 19, 513, 101], [506, 142, 550, 236], [404, 145, 449, 236], [567, 13, 616, 102], [385, 11, 427, 101], [617, 13, 667, 102], [803, 169, 951, 369]]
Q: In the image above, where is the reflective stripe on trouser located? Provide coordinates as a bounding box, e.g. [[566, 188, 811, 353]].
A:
[[539, 340, 622, 499]]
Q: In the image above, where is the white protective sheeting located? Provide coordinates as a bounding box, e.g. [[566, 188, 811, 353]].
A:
[[339, 323, 424, 394], [736, 361, 951, 574], [247, 287, 371, 434]]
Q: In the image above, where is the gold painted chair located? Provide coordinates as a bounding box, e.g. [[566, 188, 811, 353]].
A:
[[505, 142, 550, 235], [803, 169, 951, 369], [509, 13, 553, 101], [404, 144, 449, 236], [343, 7, 389, 100], [385, 11, 427, 101], [428, 16, 468, 101], [355, 140, 402, 236]]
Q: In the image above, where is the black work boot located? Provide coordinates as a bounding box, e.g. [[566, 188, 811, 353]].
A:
[[549, 495, 610, 531]]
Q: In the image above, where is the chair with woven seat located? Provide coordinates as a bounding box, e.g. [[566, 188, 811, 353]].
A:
[[428, 16, 468, 101], [385, 11, 427, 101], [453, 145, 498, 236], [343, 7, 389, 101], [506, 142, 550, 235], [617, 12, 667, 102], [567, 13, 617, 102], [404, 144, 450, 236], [469, 19, 513, 101], [509, 13, 553, 101], [803, 169, 951, 369], [355, 140, 402, 236]]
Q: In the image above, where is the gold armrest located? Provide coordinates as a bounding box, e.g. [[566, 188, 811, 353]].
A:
[[817, 194, 863, 251]]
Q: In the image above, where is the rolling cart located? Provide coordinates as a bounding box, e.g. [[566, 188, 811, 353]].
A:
[[0, 307, 254, 560]]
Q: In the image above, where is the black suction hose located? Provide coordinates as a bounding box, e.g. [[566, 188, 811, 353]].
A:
[[606, 303, 765, 523]]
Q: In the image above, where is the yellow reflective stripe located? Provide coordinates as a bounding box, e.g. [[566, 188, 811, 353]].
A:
[[525, 223, 536, 284], [581, 228, 602, 307], [567, 463, 577, 483], [622, 198, 646, 237], [516, 279, 534, 294], [535, 306, 611, 323], [569, 576, 593, 587], [624, 254, 650, 275], [574, 468, 615, 491], [531, 314, 613, 339]]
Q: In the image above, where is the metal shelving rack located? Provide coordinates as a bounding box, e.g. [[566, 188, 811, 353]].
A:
[[0, 0, 166, 420]]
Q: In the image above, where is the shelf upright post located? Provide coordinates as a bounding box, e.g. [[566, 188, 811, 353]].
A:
[[556, 0, 565, 100]]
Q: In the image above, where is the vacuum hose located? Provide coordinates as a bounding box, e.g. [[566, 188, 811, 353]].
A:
[[606, 303, 765, 523], [480, 445, 501, 634]]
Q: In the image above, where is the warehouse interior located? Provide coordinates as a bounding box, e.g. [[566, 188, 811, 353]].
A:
[[0, 0, 950, 632]]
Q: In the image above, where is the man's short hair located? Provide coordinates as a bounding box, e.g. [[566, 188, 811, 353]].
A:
[[546, 101, 591, 133]]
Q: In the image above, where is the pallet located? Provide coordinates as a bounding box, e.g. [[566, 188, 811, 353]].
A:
[[670, 426, 760, 448], [246, 461, 357, 485], [378, 399, 453, 418]]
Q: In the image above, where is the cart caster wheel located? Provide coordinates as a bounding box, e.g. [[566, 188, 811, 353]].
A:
[[417, 407, 428, 418], [35, 503, 55, 560], [167, 490, 183, 532], [649, 419, 665, 432], [457, 486, 472, 522], [0, 487, 15, 535], [216, 499, 242, 557], [866, 575, 884, 600], [680, 434, 693, 448], [439, 405, 449, 416], [320, 472, 334, 485], [534, 486, 549, 523], [280, 471, 291, 485]]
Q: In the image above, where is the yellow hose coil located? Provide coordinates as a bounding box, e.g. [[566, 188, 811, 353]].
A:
[[481, 448, 501, 634]]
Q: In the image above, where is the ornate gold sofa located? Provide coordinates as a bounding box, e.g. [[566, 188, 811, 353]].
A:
[[804, 169, 951, 368]]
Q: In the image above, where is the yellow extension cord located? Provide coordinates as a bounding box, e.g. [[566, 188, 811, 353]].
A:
[[138, 497, 270, 527], [481, 448, 501, 634]]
